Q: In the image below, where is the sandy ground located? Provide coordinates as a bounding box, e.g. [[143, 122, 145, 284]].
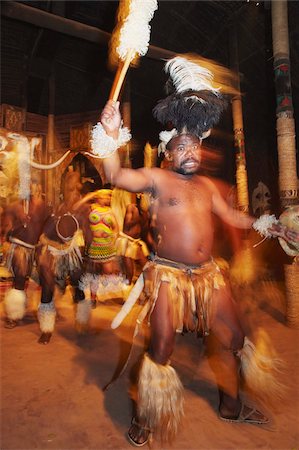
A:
[[1, 276, 299, 450]]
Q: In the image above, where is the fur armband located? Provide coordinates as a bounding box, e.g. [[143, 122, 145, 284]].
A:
[[90, 123, 132, 158], [252, 214, 279, 238]]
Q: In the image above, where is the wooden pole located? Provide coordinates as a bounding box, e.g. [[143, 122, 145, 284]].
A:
[[46, 71, 56, 208], [121, 77, 132, 168], [109, 50, 134, 102], [271, 0, 298, 208], [229, 20, 249, 214], [271, 0, 298, 328]]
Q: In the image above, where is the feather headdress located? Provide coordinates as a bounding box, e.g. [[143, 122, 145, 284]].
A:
[[153, 54, 236, 150], [164, 56, 220, 95]]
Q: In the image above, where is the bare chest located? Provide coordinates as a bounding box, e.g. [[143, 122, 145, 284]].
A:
[[155, 177, 210, 211]]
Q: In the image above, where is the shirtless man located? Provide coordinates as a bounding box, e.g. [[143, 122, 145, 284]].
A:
[[97, 99, 275, 445], [3, 180, 50, 328], [90, 55, 282, 446]]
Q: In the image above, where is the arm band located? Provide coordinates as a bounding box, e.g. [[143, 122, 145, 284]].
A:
[[90, 122, 131, 158]]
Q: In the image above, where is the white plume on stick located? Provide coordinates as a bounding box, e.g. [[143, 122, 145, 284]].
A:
[[165, 56, 220, 95], [117, 0, 158, 62], [109, 0, 158, 101]]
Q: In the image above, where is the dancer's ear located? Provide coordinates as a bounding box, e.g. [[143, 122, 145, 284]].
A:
[[165, 150, 173, 161]]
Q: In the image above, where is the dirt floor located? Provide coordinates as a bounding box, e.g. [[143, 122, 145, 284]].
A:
[[1, 276, 299, 450]]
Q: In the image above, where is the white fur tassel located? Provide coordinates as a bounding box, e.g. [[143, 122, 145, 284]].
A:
[[4, 288, 26, 320], [76, 299, 92, 326], [79, 273, 128, 296], [252, 214, 279, 238], [90, 123, 131, 158], [165, 56, 220, 95], [138, 353, 184, 442], [38, 302, 56, 333], [117, 0, 158, 62], [238, 333, 285, 404]]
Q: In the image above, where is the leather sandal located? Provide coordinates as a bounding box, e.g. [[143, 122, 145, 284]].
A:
[[219, 403, 269, 425], [127, 417, 152, 447]]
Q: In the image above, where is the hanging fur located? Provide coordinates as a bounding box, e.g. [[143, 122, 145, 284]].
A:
[[76, 299, 92, 326], [4, 288, 26, 321], [238, 330, 285, 405], [79, 273, 128, 297], [38, 301, 56, 333], [137, 353, 184, 443]]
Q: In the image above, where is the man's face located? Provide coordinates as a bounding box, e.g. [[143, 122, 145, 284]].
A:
[[166, 134, 202, 175]]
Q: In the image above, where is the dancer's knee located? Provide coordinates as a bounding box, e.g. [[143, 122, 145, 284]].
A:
[[207, 328, 244, 356], [149, 339, 174, 365]]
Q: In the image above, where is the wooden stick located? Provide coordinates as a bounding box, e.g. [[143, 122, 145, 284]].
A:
[[109, 49, 134, 102]]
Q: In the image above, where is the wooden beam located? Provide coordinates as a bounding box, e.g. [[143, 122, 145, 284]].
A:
[[1, 1, 175, 61]]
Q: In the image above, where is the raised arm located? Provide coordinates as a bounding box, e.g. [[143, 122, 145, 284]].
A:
[[96, 100, 154, 193], [208, 179, 254, 229]]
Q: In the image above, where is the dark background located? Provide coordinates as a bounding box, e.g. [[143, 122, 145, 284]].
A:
[[1, 1, 298, 213]]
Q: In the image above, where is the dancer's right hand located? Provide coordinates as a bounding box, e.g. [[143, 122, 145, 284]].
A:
[[100, 100, 121, 139]]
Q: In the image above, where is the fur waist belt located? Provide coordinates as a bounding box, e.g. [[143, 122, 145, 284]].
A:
[[142, 256, 225, 335]]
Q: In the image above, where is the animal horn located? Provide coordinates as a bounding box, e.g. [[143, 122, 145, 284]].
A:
[[29, 138, 71, 169]]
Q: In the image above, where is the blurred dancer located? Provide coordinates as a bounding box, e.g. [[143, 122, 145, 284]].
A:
[[116, 193, 150, 284], [91, 55, 282, 446], [74, 189, 126, 327], [3, 178, 50, 328]]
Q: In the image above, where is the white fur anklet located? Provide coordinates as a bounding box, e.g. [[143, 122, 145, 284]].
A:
[[76, 299, 92, 325], [4, 288, 26, 320], [90, 123, 131, 158], [238, 332, 285, 404], [138, 353, 184, 443], [38, 302, 56, 333]]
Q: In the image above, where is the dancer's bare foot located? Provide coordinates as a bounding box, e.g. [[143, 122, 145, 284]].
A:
[[127, 417, 152, 447], [4, 318, 18, 329], [38, 332, 52, 345]]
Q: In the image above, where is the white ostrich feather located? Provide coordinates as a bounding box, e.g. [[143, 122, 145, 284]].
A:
[[252, 214, 279, 238], [165, 56, 220, 94], [117, 0, 158, 62]]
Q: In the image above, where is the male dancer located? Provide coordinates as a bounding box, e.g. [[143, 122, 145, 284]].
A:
[[91, 55, 282, 446]]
